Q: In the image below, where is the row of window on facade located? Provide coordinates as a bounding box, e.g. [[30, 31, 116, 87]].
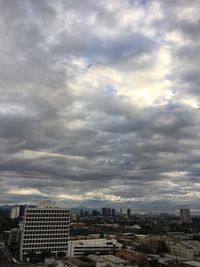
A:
[[24, 231, 68, 235], [22, 247, 68, 253], [25, 213, 69, 217], [23, 239, 68, 243], [24, 222, 69, 226], [24, 235, 68, 241], [25, 218, 69, 222], [22, 243, 68, 248], [26, 210, 69, 214], [24, 226, 69, 230]]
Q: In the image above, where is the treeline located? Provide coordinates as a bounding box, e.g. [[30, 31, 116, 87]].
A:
[[0, 215, 18, 234]]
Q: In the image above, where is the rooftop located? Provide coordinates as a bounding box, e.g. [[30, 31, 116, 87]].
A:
[[87, 254, 107, 262], [101, 255, 128, 264], [183, 261, 200, 267]]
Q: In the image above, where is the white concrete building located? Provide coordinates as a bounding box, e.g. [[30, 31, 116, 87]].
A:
[[67, 238, 122, 257], [166, 240, 200, 260], [20, 201, 70, 261], [10, 207, 20, 219]]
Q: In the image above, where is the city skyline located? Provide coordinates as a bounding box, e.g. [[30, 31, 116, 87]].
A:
[[0, 0, 200, 214]]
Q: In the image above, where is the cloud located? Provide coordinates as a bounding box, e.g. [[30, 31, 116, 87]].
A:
[[0, 0, 199, 213]]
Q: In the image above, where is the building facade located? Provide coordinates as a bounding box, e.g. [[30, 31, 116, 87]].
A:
[[116, 249, 146, 265], [180, 209, 192, 223], [166, 240, 200, 260], [20, 201, 70, 261], [67, 238, 122, 257], [10, 207, 20, 219]]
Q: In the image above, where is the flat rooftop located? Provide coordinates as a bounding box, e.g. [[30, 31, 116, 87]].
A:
[[101, 255, 128, 264], [87, 254, 107, 262], [183, 261, 200, 267]]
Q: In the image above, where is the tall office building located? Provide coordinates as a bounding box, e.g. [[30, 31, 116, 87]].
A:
[[10, 207, 20, 219], [180, 209, 192, 223], [127, 208, 131, 218], [107, 208, 112, 216], [112, 209, 115, 217], [20, 201, 70, 261], [102, 208, 107, 217], [80, 209, 83, 217], [120, 208, 123, 215]]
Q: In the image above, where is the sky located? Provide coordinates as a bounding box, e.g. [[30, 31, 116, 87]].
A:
[[0, 0, 200, 214]]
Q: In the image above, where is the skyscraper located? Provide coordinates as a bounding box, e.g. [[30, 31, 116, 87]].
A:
[[20, 201, 70, 261], [120, 208, 123, 215], [127, 208, 131, 218], [180, 209, 192, 223], [102, 207, 107, 217], [112, 208, 115, 217], [10, 206, 20, 219], [107, 208, 111, 216]]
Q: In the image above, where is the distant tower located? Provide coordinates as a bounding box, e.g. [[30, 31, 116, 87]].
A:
[[10, 207, 20, 219], [107, 208, 111, 216], [80, 209, 83, 217], [102, 207, 107, 217], [127, 208, 131, 218], [112, 208, 115, 217], [120, 208, 123, 215], [180, 209, 192, 223]]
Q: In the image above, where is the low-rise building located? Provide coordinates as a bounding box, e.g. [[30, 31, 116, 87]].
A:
[[116, 249, 146, 265], [8, 228, 21, 245], [183, 260, 200, 267], [101, 255, 128, 267], [67, 239, 122, 257], [166, 240, 200, 260], [87, 254, 108, 267]]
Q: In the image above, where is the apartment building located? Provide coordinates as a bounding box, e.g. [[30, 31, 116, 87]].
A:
[[180, 209, 192, 224], [166, 240, 200, 260], [20, 201, 70, 261]]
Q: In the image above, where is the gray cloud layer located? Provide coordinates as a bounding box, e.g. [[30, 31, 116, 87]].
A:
[[0, 0, 200, 213]]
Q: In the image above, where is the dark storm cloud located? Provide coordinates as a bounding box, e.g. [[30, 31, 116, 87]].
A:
[[0, 0, 199, 213]]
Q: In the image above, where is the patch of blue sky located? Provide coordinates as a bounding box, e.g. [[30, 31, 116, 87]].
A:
[[104, 85, 118, 95], [128, 0, 149, 7]]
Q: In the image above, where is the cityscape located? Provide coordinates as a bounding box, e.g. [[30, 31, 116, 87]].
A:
[[0, 201, 200, 267], [0, 0, 200, 267]]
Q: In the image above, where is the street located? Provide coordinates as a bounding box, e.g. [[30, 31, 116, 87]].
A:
[[0, 247, 17, 267]]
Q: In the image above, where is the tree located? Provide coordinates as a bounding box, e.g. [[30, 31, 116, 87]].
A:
[[135, 244, 152, 254], [57, 251, 66, 258], [41, 250, 53, 258]]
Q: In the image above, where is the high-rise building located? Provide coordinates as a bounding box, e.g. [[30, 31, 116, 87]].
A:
[[180, 209, 192, 223], [112, 209, 115, 217], [80, 209, 83, 217], [107, 208, 112, 216], [20, 201, 70, 261], [102, 208, 107, 217], [127, 209, 131, 218], [120, 208, 123, 215], [10, 207, 20, 219]]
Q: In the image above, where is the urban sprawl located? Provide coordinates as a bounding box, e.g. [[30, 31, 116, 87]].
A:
[[0, 201, 200, 267]]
